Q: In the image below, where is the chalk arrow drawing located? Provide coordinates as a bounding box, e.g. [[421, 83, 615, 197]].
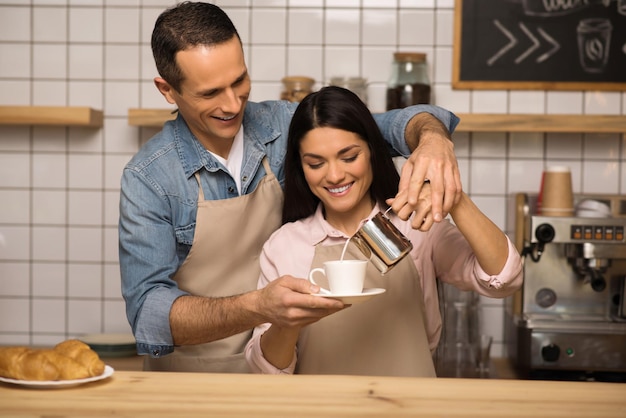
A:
[[535, 28, 560, 63], [515, 23, 539, 64], [487, 20, 517, 66], [487, 21, 561, 66]]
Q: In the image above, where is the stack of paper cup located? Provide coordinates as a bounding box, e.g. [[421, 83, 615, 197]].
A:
[[539, 166, 574, 217]]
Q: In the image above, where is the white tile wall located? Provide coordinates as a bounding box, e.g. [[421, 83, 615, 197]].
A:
[[0, 1, 624, 360]]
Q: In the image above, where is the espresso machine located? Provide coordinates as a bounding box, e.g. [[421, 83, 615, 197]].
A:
[[505, 193, 626, 381]]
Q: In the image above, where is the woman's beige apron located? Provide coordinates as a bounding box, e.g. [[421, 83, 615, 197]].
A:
[[295, 241, 436, 377], [145, 158, 283, 373]]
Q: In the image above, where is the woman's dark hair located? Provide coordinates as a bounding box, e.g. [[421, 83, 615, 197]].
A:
[[151, 2, 241, 92], [282, 86, 400, 224]]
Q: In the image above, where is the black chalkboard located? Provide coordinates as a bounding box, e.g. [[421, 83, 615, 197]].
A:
[[453, 0, 626, 90]]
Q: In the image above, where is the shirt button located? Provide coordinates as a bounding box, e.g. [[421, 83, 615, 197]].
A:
[[242, 176, 248, 182], [228, 186, 235, 193], [152, 349, 160, 357]]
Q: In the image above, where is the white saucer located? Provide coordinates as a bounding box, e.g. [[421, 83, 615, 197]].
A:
[[311, 288, 386, 304]]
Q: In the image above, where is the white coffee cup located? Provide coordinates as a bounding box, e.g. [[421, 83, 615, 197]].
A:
[[308, 260, 367, 295]]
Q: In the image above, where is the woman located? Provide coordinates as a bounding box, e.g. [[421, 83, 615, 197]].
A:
[[244, 86, 522, 377]]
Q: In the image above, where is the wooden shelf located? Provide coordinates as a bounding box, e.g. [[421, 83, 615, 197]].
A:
[[0, 106, 103, 127], [455, 113, 626, 133], [128, 108, 176, 127], [127, 108, 626, 134]]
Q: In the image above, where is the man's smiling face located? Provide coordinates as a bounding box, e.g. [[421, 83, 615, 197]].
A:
[[155, 35, 251, 158]]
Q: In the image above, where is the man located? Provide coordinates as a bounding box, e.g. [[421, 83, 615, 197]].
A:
[[119, 1, 462, 373]]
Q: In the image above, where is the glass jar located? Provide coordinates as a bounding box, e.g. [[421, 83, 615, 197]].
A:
[[386, 52, 431, 111], [280, 76, 315, 103], [329, 77, 368, 106]]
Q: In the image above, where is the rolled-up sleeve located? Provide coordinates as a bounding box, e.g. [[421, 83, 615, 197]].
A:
[[426, 221, 523, 298], [372, 105, 460, 157], [133, 288, 187, 357], [472, 238, 523, 296]]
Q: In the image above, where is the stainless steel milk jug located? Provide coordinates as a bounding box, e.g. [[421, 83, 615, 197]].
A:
[[352, 211, 413, 274]]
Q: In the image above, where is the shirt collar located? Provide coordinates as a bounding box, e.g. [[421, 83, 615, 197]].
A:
[[172, 113, 246, 179], [305, 203, 383, 246]]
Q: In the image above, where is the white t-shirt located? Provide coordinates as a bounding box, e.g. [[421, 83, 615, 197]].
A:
[[210, 127, 244, 194]]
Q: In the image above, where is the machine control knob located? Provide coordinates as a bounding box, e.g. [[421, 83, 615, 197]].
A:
[[541, 344, 560, 362], [535, 223, 555, 243]]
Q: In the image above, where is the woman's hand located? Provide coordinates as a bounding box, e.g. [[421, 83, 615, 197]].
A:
[[387, 181, 434, 231]]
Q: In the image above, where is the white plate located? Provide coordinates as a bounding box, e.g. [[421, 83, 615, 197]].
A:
[[311, 288, 386, 304], [0, 365, 114, 389]]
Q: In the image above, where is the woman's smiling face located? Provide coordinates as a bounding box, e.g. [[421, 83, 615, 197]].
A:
[[299, 126, 374, 226]]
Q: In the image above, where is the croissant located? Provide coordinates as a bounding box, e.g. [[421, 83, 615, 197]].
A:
[[0, 339, 105, 381]]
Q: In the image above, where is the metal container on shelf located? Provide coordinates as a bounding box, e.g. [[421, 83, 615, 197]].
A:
[[386, 52, 431, 110]]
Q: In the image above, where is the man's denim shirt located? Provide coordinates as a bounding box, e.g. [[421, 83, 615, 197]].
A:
[[119, 99, 459, 358]]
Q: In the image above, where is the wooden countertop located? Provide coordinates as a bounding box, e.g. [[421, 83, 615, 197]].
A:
[[1, 370, 624, 417]]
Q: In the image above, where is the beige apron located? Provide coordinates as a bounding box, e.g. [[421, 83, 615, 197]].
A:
[[295, 241, 436, 377], [145, 158, 283, 373]]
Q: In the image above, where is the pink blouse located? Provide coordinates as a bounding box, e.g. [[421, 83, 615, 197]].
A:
[[245, 204, 523, 374]]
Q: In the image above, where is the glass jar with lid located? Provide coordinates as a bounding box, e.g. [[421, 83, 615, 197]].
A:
[[386, 52, 431, 111], [280, 76, 315, 103], [329, 77, 368, 106]]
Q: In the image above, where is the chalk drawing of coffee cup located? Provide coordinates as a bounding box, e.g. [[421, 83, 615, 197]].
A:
[[577, 18, 612, 73]]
